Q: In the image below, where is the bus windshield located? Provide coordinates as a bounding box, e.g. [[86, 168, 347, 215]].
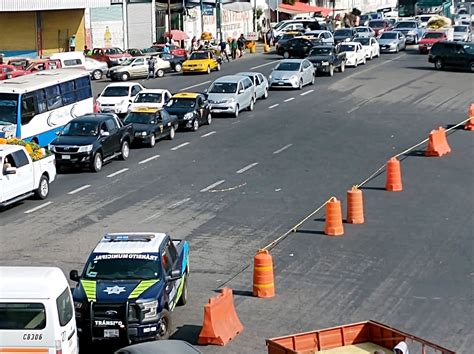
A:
[[0, 93, 18, 125]]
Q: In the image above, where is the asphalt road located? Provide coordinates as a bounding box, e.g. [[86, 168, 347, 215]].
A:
[[0, 47, 472, 353]]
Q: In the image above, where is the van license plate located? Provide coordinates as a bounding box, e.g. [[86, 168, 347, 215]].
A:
[[104, 329, 119, 338], [61, 155, 70, 160]]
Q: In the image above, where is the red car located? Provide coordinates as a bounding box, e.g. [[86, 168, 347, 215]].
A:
[[418, 32, 447, 54], [90, 47, 132, 67], [368, 19, 392, 37], [151, 44, 187, 58], [24, 59, 62, 73], [0, 64, 27, 80]]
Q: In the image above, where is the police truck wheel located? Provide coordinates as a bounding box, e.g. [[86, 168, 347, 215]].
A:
[[121, 72, 130, 81], [174, 63, 182, 72], [35, 175, 49, 200], [119, 141, 130, 160], [92, 152, 102, 172], [156, 69, 164, 78], [168, 126, 175, 140], [92, 70, 102, 80], [149, 134, 156, 147], [156, 310, 172, 340]]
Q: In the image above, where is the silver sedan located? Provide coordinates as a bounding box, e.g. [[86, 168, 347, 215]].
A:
[[268, 59, 315, 90], [378, 31, 406, 53]]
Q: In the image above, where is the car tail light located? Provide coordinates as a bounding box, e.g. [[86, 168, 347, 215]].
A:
[[55, 340, 62, 354]]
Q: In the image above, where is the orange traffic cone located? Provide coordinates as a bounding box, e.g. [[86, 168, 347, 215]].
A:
[[385, 157, 403, 192], [324, 197, 344, 236], [425, 127, 451, 157], [464, 103, 474, 131], [347, 187, 364, 224], [253, 249, 275, 298]]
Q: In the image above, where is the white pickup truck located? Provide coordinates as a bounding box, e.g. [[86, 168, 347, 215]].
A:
[[0, 145, 56, 207]]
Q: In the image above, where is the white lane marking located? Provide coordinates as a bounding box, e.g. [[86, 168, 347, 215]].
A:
[[139, 155, 160, 164], [171, 142, 190, 151], [236, 162, 259, 174], [180, 80, 211, 91], [250, 61, 278, 70], [168, 198, 191, 209], [273, 143, 293, 155], [144, 211, 163, 222], [300, 89, 314, 96], [284, 97, 295, 102], [269, 104, 279, 109], [201, 131, 216, 137], [68, 185, 91, 195], [200, 180, 225, 192], [231, 120, 241, 125], [24, 201, 52, 214], [107, 168, 129, 178], [347, 99, 369, 114]]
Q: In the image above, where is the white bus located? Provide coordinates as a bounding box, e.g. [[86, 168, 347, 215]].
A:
[[0, 69, 95, 147]]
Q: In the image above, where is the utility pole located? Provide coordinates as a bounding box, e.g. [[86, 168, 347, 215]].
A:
[[200, 0, 204, 33], [216, 0, 222, 41], [167, 0, 172, 37], [253, 0, 257, 32]]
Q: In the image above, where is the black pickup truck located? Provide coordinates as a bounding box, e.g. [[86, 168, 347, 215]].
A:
[[49, 113, 134, 172], [307, 45, 347, 76]]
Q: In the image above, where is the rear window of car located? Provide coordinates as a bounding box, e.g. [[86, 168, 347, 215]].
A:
[[0, 303, 46, 329]]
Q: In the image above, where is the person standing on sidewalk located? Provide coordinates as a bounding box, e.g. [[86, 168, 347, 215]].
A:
[[69, 35, 76, 51], [147, 56, 156, 80], [231, 39, 238, 60]]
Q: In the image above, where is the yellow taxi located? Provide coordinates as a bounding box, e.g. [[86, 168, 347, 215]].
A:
[[182, 50, 220, 74]]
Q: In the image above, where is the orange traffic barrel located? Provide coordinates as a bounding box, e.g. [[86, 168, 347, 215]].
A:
[[324, 197, 344, 236], [253, 249, 275, 298], [347, 187, 364, 224], [385, 157, 403, 191]]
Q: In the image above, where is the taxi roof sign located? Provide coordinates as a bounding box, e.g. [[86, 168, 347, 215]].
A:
[[130, 106, 159, 113], [172, 92, 199, 99]]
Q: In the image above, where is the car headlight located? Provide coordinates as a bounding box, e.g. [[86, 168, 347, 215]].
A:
[[48, 144, 56, 152], [197, 63, 203, 67], [227, 98, 235, 103], [78, 144, 93, 153], [183, 112, 194, 120], [135, 131, 147, 136], [139, 300, 158, 321], [119, 99, 127, 106], [290, 75, 297, 81], [408, 30, 417, 35], [269, 75, 272, 80]]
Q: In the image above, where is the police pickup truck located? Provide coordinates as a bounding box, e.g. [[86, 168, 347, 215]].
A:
[[307, 44, 346, 76], [69, 233, 189, 345]]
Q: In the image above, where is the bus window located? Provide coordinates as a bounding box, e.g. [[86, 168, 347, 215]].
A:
[[60, 80, 76, 106], [0, 93, 18, 125], [21, 93, 36, 125], [75, 76, 92, 101], [45, 85, 62, 110]]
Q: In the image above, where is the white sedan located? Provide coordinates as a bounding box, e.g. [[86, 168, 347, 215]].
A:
[[354, 37, 380, 60], [336, 42, 366, 67], [129, 89, 172, 111], [354, 26, 376, 38]]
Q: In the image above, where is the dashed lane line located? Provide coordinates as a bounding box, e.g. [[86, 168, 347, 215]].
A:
[[236, 162, 259, 174], [180, 80, 211, 91], [171, 142, 190, 151], [168, 198, 191, 209], [139, 155, 160, 164], [200, 180, 225, 193], [273, 144, 293, 155], [284, 97, 295, 102], [201, 131, 216, 137], [107, 168, 129, 178], [68, 185, 91, 195], [24, 202, 52, 214], [300, 89, 314, 96], [250, 61, 279, 70], [269, 104, 279, 109]]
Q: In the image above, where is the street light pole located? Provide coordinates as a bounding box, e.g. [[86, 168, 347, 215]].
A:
[[167, 0, 172, 37]]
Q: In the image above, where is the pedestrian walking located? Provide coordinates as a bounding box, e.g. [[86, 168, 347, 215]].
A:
[[237, 33, 246, 58], [219, 39, 230, 62], [146, 56, 156, 79], [231, 39, 238, 60], [69, 35, 76, 52]]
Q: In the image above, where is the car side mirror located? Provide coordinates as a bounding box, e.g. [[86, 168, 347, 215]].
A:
[[166, 269, 182, 281], [69, 270, 80, 282], [101, 131, 110, 137], [4, 167, 16, 175], [238, 89, 245, 94]]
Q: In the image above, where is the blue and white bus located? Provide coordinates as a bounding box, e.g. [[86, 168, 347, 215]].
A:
[[0, 69, 94, 147]]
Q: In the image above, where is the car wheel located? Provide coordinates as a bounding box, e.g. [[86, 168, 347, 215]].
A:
[[329, 64, 334, 77], [206, 113, 212, 125], [192, 119, 199, 131], [414, 36, 418, 44], [263, 88, 269, 99], [156, 309, 172, 340], [156, 69, 164, 78], [149, 134, 156, 147], [92, 152, 102, 172], [174, 63, 182, 72], [121, 72, 130, 81], [35, 175, 49, 200], [216, 63, 221, 71], [298, 79, 303, 90], [234, 105, 239, 118], [470, 62, 474, 73], [177, 275, 188, 306], [369, 53, 373, 60], [362, 57, 366, 65], [339, 61, 346, 72], [283, 51, 290, 59], [168, 126, 175, 140], [206, 66, 211, 74], [310, 74, 315, 85], [396, 45, 399, 53], [434, 58, 443, 70], [119, 141, 130, 160], [248, 98, 254, 111], [354, 61, 358, 68], [92, 69, 102, 80]]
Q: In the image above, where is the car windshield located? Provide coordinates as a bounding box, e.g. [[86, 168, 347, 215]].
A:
[[120, 58, 134, 66], [335, 29, 352, 36], [395, 22, 416, 28], [106, 48, 124, 54], [142, 48, 157, 53], [0, 93, 18, 125], [189, 52, 209, 60], [454, 26, 468, 32], [420, 16, 431, 22], [279, 34, 294, 41], [135, 93, 162, 103], [309, 47, 332, 55], [356, 27, 369, 32], [369, 21, 384, 27], [275, 62, 301, 71], [123, 112, 155, 124], [209, 82, 238, 94], [380, 32, 397, 39], [463, 44, 474, 54], [355, 38, 370, 45], [84, 253, 161, 280], [166, 98, 195, 108], [62, 121, 99, 136], [339, 44, 356, 52], [102, 86, 129, 97], [423, 32, 444, 39]]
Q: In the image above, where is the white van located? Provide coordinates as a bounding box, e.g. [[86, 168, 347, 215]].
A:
[[0, 267, 78, 354], [49, 52, 86, 69]]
